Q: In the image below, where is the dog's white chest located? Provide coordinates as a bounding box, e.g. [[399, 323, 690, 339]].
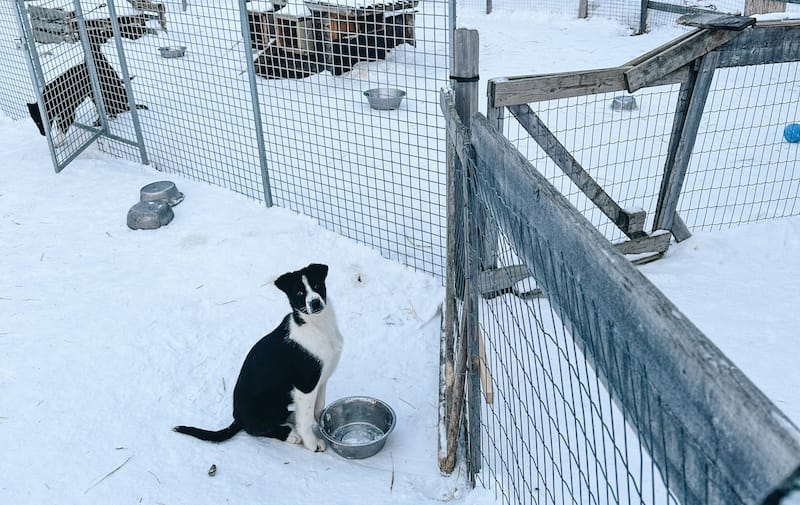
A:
[[290, 303, 343, 377]]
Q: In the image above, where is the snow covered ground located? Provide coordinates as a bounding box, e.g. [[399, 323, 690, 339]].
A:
[[3, 2, 800, 504], [0, 112, 499, 504]]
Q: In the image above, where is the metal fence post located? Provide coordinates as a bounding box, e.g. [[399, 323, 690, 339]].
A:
[[237, 0, 273, 207], [638, 0, 649, 34], [14, 0, 60, 172], [105, 0, 149, 165]]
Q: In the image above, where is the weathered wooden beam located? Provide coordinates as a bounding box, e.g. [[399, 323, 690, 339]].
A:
[[624, 27, 742, 92], [677, 12, 756, 31], [477, 264, 531, 298], [614, 230, 671, 255], [489, 68, 627, 107], [506, 103, 646, 239], [716, 23, 800, 68], [487, 66, 687, 107], [647, 0, 725, 16], [653, 52, 719, 236]]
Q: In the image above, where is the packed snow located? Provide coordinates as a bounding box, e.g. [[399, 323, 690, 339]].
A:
[[2, 2, 800, 504]]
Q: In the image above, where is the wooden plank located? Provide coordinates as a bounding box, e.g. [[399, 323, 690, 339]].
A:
[[654, 52, 719, 234], [477, 328, 494, 404], [614, 231, 671, 255], [716, 24, 800, 68], [677, 13, 756, 31], [624, 28, 742, 92], [489, 68, 628, 108], [488, 65, 687, 107], [506, 103, 645, 239], [469, 112, 800, 505], [477, 264, 531, 297]]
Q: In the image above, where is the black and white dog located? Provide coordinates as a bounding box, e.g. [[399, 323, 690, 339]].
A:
[[174, 263, 343, 452]]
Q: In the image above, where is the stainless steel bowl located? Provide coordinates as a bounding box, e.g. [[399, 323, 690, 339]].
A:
[[363, 88, 406, 111], [140, 180, 184, 207], [319, 396, 396, 459], [610, 95, 638, 111], [159, 45, 186, 58], [127, 200, 174, 230]]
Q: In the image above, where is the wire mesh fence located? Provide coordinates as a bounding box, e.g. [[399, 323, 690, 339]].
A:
[[7, 0, 451, 276], [0, 1, 35, 120], [496, 61, 800, 243], [472, 176, 679, 505], [441, 88, 800, 503]]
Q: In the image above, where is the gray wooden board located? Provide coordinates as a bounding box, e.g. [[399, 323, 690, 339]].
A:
[[677, 13, 757, 31], [716, 24, 800, 67], [506, 103, 643, 238], [469, 112, 800, 505], [624, 27, 742, 92]]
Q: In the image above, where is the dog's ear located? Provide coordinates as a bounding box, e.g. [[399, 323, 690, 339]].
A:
[[306, 263, 329, 281], [274, 271, 295, 295]]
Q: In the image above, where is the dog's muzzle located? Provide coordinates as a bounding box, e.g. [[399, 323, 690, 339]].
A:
[[309, 298, 324, 314]]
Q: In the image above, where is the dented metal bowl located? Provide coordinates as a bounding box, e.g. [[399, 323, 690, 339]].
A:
[[159, 45, 186, 58], [319, 396, 396, 459], [127, 200, 174, 230], [140, 180, 184, 207], [363, 88, 406, 111], [611, 95, 638, 111]]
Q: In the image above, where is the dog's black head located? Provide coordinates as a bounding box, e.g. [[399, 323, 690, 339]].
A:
[[275, 263, 329, 317], [27, 102, 46, 136]]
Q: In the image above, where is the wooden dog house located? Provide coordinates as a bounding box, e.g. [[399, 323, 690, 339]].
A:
[[247, 0, 417, 79]]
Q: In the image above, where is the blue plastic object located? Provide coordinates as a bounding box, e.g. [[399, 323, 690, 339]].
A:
[[784, 123, 800, 143]]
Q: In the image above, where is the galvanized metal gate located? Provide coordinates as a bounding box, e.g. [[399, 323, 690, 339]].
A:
[[14, 0, 148, 172]]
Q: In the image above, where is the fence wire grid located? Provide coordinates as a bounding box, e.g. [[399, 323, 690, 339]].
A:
[[469, 170, 679, 504], [499, 60, 800, 243], [4, 0, 450, 276]]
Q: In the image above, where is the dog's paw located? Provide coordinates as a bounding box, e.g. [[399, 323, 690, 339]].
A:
[[286, 429, 302, 445], [303, 437, 326, 452]]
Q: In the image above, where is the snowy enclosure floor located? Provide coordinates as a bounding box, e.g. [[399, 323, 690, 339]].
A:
[[0, 114, 495, 504]]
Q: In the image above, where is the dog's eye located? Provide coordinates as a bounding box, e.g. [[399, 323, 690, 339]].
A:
[[297, 290, 304, 297]]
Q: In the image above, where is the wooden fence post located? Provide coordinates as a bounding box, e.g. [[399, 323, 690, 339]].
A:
[[652, 51, 719, 239]]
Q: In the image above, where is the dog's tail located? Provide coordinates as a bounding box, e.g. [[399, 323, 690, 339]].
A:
[[173, 420, 242, 442]]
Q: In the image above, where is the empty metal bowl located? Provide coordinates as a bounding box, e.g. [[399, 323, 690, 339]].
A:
[[610, 95, 638, 111], [127, 200, 174, 230], [140, 180, 184, 206], [159, 45, 186, 58], [363, 88, 406, 111], [319, 396, 396, 459]]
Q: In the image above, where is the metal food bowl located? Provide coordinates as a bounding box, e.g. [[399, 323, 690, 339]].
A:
[[610, 95, 638, 111], [363, 88, 406, 111], [319, 396, 396, 459], [159, 45, 186, 58], [127, 200, 174, 230], [140, 180, 184, 207]]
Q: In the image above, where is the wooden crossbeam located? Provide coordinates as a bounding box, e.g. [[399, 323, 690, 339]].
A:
[[677, 13, 756, 31], [506, 103, 647, 239], [624, 28, 743, 92]]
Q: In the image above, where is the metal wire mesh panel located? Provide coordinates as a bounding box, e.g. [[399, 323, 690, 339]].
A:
[[680, 62, 800, 230], [252, 0, 450, 275], [84, 0, 268, 200], [454, 113, 800, 504], [14, 0, 149, 171], [0, 1, 35, 120], [469, 168, 678, 504], [500, 87, 680, 244]]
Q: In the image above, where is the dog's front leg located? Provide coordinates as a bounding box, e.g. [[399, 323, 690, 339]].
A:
[[314, 381, 327, 422], [292, 388, 325, 452]]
